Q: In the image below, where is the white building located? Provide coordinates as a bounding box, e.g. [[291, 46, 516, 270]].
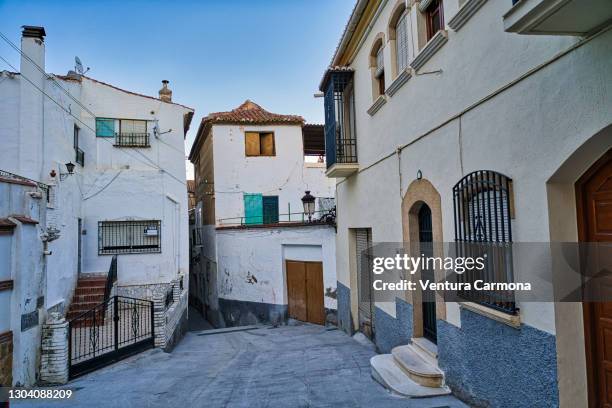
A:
[[0, 26, 194, 385], [319, 0, 612, 407], [189, 101, 338, 327]]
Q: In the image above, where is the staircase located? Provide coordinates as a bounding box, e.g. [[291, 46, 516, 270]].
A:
[[66, 274, 107, 321], [370, 337, 451, 397]]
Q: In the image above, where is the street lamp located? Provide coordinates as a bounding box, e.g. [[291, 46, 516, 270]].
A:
[[301, 190, 315, 222], [60, 162, 75, 181]]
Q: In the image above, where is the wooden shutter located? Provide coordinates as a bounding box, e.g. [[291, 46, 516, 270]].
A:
[[243, 193, 263, 224], [260, 133, 275, 156], [245, 132, 261, 156], [262, 196, 279, 224]]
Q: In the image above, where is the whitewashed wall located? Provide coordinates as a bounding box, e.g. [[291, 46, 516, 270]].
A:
[[334, 0, 612, 334], [216, 225, 337, 309]]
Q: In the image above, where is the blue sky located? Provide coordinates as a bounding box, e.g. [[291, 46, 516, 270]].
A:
[[0, 0, 353, 154]]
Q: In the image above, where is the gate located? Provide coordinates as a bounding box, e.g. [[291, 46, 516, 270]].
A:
[[418, 204, 437, 343], [68, 296, 154, 378]]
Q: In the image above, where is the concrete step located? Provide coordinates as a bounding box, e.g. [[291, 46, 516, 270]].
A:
[[370, 354, 450, 398], [391, 345, 444, 388], [410, 337, 439, 367]]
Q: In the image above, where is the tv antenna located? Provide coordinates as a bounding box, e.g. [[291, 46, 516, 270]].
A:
[[74, 56, 90, 75]]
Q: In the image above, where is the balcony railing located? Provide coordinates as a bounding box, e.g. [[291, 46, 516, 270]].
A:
[[114, 133, 150, 147], [75, 148, 85, 166], [323, 69, 357, 170], [217, 208, 336, 228]]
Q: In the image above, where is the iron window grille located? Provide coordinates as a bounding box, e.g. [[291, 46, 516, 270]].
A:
[[98, 220, 161, 255], [114, 133, 150, 147], [452, 170, 517, 314], [323, 70, 357, 169]]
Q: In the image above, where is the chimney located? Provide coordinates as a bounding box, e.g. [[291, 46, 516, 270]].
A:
[[159, 80, 172, 102], [19, 26, 46, 181]]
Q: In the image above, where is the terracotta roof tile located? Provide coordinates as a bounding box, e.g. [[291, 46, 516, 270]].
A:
[[189, 100, 304, 160]]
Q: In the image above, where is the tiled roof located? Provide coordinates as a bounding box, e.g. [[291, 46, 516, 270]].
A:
[[189, 100, 304, 160], [202, 100, 304, 126]]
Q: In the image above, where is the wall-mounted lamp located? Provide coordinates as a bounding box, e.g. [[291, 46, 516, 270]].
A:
[[60, 162, 75, 181], [301, 190, 316, 222], [416, 169, 423, 180]]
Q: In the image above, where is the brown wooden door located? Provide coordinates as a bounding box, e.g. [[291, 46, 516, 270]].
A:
[[286, 260, 325, 325], [577, 149, 612, 408]]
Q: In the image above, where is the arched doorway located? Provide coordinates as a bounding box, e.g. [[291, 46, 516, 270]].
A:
[[576, 148, 612, 407], [418, 204, 437, 343]]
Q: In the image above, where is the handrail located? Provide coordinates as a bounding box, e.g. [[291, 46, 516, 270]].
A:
[[216, 208, 336, 226], [104, 254, 117, 302]]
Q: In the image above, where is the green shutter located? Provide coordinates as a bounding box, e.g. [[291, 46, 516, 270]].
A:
[[263, 196, 279, 224], [243, 193, 263, 225], [96, 118, 115, 137]]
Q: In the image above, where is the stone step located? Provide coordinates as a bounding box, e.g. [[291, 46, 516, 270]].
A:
[[391, 345, 444, 388], [74, 287, 106, 296], [77, 280, 106, 288], [69, 301, 101, 312], [410, 337, 439, 367], [72, 294, 105, 303], [66, 310, 106, 322], [370, 354, 450, 398]]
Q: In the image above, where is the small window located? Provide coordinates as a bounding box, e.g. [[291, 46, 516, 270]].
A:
[[96, 118, 115, 137], [245, 132, 275, 156], [74, 124, 84, 166], [73, 124, 80, 150], [116, 119, 149, 147], [98, 220, 161, 255], [426, 0, 444, 41], [396, 11, 410, 73], [375, 47, 385, 96]]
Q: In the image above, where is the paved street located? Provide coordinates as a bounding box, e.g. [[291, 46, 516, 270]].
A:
[[15, 324, 467, 408]]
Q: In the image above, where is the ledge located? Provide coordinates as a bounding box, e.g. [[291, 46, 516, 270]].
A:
[[367, 95, 387, 116], [410, 30, 448, 72], [325, 162, 359, 178], [448, 0, 488, 31], [0, 279, 14, 291], [387, 68, 413, 97], [460, 301, 521, 328]]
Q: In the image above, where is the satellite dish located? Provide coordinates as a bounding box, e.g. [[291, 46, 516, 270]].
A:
[[74, 56, 90, 75]]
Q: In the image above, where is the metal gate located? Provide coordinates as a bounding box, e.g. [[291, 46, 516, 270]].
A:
[[418, 204, 437, 343], [68, 296, 154, 378]]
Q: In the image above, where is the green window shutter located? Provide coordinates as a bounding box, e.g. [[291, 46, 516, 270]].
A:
[[262, 196, 279, 224], [96, 118, 115, 137], [243, 193, 263, 225]]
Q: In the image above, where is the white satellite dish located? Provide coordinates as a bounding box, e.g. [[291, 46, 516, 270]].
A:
[[74, 56, 90, 75]]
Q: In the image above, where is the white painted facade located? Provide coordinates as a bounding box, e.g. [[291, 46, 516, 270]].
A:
[[192, 112, 338, 326], [323, 0, 612, 406], [0, 27, 193, 385]]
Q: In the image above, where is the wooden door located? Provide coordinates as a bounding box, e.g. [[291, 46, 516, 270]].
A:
[[577, 149, 612, 407], [286, 260, 325, 325]]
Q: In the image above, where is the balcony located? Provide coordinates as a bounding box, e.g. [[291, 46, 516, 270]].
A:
[[504, 0, 612, 35], [114, 133, 150, 148], [75, 147, 84, 166], [321, 67, 359, 178]]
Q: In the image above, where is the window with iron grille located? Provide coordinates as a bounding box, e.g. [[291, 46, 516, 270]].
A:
[[453, 170, 517, 314], [396, 11, 410, 73], [323, 70, 357, 168], [98, 220, 161, 255]]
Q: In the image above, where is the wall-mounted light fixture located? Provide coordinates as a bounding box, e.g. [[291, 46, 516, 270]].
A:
[[60, 162, 75, 181], [416, 169, 423, 180]]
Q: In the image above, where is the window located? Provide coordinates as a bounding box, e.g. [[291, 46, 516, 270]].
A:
[[74, 124, 84, 166], [245, 132, 275, 156], [243, 194, 279, 225], [453, 170, 516, 314], [425, 0, 444, 41], [375, 46, 385, 96], [395, 10, 410, 73], [116, 119, 149, 147], [96, 118, 115, 137], [98, 220, 161, 255]]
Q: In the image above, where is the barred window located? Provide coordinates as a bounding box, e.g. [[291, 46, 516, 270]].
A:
[[98, 220, 161, 255], [453, 170, 516, 314], [396, 11, 409, 73]]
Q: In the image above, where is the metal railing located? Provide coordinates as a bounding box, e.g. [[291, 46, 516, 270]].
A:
[[75, 148, 85, 166], [98, 220, 161, 255], [114, 133, 150, 147], [217, 207, 336, 227]]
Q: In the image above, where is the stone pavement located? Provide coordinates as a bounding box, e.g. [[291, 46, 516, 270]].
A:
[[15, 324, 468, 408]]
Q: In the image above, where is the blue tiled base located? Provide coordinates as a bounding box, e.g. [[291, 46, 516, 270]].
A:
[[438, 308, 559, 408], [373, 298, 413, 353]]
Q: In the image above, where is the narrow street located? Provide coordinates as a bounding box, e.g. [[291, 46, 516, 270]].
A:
[[15, 324, 466, 408]]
